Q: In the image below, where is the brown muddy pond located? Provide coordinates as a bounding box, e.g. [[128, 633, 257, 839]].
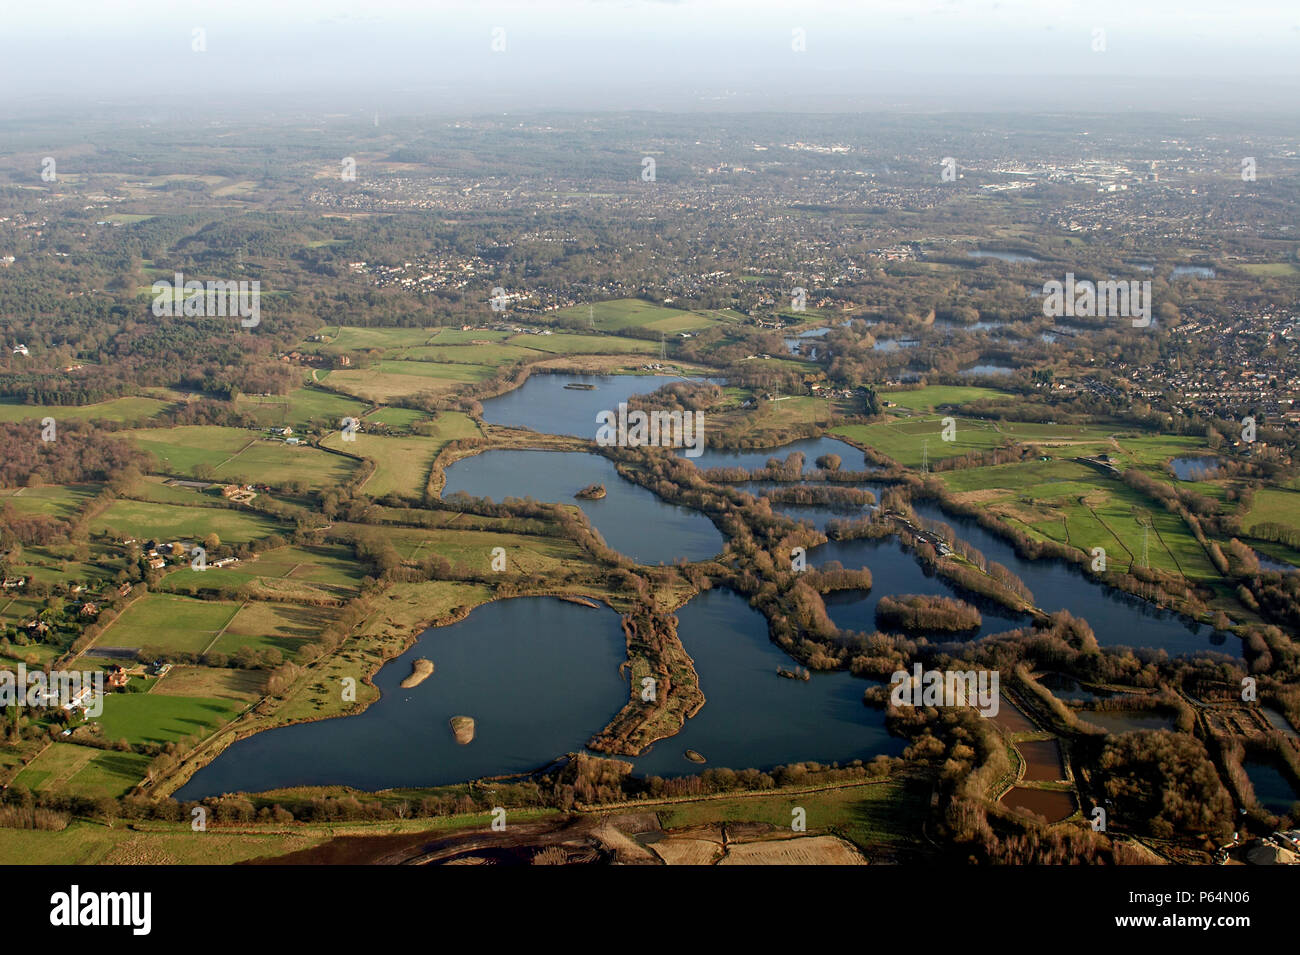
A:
[[1078, 710, 1176, 734], [988, 698, 1036, 734], [1018, 739, 1065, 782], [1002, 787, 1074, 823]]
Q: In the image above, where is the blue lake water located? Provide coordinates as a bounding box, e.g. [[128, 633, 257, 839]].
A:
[[442, 449, 724, 564], [632, 588, 901, 776], [174, 597, 629, 799], [478, 373, 723, 438]]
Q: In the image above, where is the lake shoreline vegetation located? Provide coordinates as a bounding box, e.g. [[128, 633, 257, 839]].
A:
[[3, 111, 1300, 865]]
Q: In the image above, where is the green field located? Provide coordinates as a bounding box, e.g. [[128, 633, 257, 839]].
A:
[[13, 743, 152, 798], [0, 395, 171, 424], [551, 299, 719, 333], [879, 385, 1012, 412], [235, 387, 367, 432], [160, 543, 364, 600], [834, 416, 1007, 467], [0, 484, 98, 519], [96, 594, 241, 653], [91, 499, 286, 545], [322, 411, 480, 498], [507, 332, 658, 354], [336, 524, 585, 575], [96, 692, 247, 747]]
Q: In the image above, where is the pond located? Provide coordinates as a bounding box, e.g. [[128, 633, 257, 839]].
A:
[[478, 373, 723, 438], [1243, 759, 1300, 815], [632, 589, 902, 777], [756, 482, 1238, 658], [968, 250, 1043, 264], [1172, 265, 1216, 279], [174, 597, 629, 799], [683, 436, 868, 474], [442, 449, 724, 565], [1170, 455, 1222, 481], [1077, 710, 1177, 734]]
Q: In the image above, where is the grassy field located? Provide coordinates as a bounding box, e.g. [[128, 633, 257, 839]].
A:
[[324, 362, 495, 402], [161, 543, 365, 599], [508, 332, 658, 354], [235, 387, 367, 432], [654, 776, 929, 855], [879, 385, 1011, 412], [209, 602, 340, 657], [334, 523, 586, 575], [91, 499, 286, 544], [835, 415, 1008, 467], [322, 411, 480, 498], [0, 395, 171, 424], [0, 484, 98, 519], [94, 594, 241, 653], [13, 743, 152, 798], [1244, 487, 1300, 534], [550, 299, 720, 333], [96, 692, 248, 747]]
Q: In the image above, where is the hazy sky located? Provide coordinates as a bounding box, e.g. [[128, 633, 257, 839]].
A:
[[3, 1, 1298, 115]]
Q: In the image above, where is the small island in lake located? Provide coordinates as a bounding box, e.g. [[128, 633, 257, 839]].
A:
[[777, 665, 811, 681], [400, 658, 435, 688], [575, 483, 607, 500], [685, 749, 706, 763], [563, 382, 596, 390], [450, 716, 476, 745]]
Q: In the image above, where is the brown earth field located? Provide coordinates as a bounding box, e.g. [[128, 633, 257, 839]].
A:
[[249, 812, 870, 865]]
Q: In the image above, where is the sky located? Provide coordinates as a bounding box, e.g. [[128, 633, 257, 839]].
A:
[[2, 1, 1298, 116]]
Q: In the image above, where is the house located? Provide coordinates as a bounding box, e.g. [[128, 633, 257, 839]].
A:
[[270, 426, 293, 436], [79, 602, 98, 617], [11, 344, 28, 356], [105, 665, 129, 689], [147, 557, 166, 570], [211, 557, 238, 568], [2, 577, 25, 589]]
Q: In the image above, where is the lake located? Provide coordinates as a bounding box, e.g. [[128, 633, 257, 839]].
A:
[[632, 589, 902, 776], [175, 597, 629, 799], [969, 250, 1043, 264], [478, 373, 722, 438], [1170, 455, 1222, 481], [1243, 759, 1300, 815], [756, 484, 1238, 658], [683, 436, 867, 473], [442, 449, 724, 564]]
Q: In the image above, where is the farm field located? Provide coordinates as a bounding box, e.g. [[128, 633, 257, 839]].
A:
[[324, 361, 496, 402], [0, 483, 98, 519], [96, 691, 249, 747], [0, 395, 172, 424], [879, 385, 1011, 412], [549, 299, 720, 333], [322, 411, 480, 497], [834, 415, 1007, 467], [508, 331, 659, 354], [160, 543, 365, 599], [235, 387, 367, 432], [333, 523, 586, 575], [13, 743, 152, 799], [90, 499, 287, 544], [93, 594, 242, 654]]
